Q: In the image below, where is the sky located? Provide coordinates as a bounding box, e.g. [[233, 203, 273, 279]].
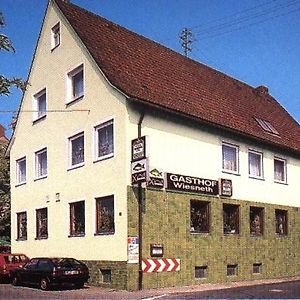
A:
[[1, 0, 300, 137]]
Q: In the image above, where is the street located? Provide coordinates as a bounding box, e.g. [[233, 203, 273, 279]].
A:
[[1, 280, 300, 299]]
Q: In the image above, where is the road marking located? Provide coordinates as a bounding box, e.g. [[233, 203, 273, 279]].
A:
[[270, 289, 284, 292], [143, 295, 167, 300]]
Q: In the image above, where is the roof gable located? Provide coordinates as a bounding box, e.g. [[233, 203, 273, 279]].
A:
[[53, 0, 300, 154]]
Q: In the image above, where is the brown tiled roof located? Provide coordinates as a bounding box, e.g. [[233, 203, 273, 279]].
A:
[[54, 0, 300, 154]]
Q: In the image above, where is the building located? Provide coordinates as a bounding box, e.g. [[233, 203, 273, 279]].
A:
[[7, 0, 300, 290]]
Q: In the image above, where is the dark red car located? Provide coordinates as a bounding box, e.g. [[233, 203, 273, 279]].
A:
[[11, 257, 89, 290], [0, 253, 29, 282]]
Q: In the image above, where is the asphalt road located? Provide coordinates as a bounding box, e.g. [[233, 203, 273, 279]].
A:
[[1, 280, 300, 299]]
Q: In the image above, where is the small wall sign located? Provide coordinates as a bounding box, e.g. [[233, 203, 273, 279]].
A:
[[150, 244, 164, 257], [220, 178, 233, 197], [147, 168, 164, 189], [128, 236, 139, 264], [131, 136, 147, 162], [131, 158, 148, 185]]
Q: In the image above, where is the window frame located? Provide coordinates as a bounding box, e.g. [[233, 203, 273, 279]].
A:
[[190, 200, 210, 234], [51, 22, 60, 50], [16, 212, 27, 241], [68, 132, 85, 170], [95, 195, 115, 235], [222, 142, 239, 175], [66, 64, 84, 104], [248, 149, 264, 179], [274, 157, 287, 184], [33, 89, 47, 122], [69, 200, 85, 237], [34, 148, 47, 180], [275, 209, 288, 236], [249, 206, 264, 236], [94, 118, 115, 162], [223, 203, 240, 235], [36, 207, 48, 239], [16, 156, 26, 185]]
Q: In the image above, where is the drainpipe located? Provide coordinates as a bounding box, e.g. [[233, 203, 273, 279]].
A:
[[137, 111, 145, 290]]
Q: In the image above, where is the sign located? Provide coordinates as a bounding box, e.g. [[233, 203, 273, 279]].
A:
[[166, 173, 219, 196], [142, 258, 180, 273], [131, 158, 148, 185], [131, 136, 147, 161], [220, 178, 232, 197], [128, 236, 139, 264], [150, 244, 164, 257], [147, 168, 164, 189]]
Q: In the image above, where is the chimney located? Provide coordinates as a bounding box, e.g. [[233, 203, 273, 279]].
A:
[[254, 85, 269, 96]]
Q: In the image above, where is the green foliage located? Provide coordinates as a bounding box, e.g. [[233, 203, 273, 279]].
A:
[[0, 141, 10, 241]]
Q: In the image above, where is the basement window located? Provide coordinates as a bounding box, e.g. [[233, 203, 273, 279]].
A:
[[100, 269, 112, 283], [227, 264, 238, 276], [190, 200, 210, 233], [254, 117, 279, 135], [195, 266, 208, 279], [223, 204, 239, 234], [253, 263, 262, 274]]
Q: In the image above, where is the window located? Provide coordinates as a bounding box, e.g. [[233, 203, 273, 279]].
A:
[[100, 269, 112, 283], [254, 117, 279, 135], [96, 196, 115, 235], [253, 263, 262, 274], [275, 209, 288, 235], [35, 148, 47, 179], [38, 259, 52, 272], [223, 204, 239, 234], [16, 157, 26, 184], [222, 143, 239, 174], [67, 65, 84, 103], [94, 119, 114, 161], [250, 207, 264, 236], [69, 201, 85, 236], [274, 158, 287, 183], [190, 200, 210, 233], [51, 23, 60, 49], [227, 264, 238, 276], [195, 266, 208, 279], [248, 150, 263, 179], [69, 132, 84, 168], [36, 208, 48, 239], [17, 212, 27, 240], [33, 89, 47, 121]]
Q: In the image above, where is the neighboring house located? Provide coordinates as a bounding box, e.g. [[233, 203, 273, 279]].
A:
[[0, 125, 8, 144], [7, 0, 300, 290]]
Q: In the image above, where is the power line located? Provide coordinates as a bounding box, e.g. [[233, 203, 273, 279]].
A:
[[0, 109, 90, 113]]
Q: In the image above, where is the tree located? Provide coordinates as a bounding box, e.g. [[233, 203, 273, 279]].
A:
[[0, 12, 25, 95], [0, 140, 10, 240]]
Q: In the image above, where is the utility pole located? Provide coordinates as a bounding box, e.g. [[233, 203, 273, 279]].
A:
[[179, 28, 194, 58]]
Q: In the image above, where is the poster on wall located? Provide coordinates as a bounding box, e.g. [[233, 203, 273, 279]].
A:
[[127, 236, 139, 264]]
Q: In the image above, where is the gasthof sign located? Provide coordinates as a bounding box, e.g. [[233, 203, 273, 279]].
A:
[[131, 136, 146, 161]]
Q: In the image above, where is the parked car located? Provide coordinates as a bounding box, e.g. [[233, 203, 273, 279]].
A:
[[0, 253, 29, 282], [10, 257, 89, 290]]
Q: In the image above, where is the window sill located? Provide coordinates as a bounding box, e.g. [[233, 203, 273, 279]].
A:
[[249, 176, 265, 181], [93, 153, 114, 164], [35, 236, 48, 240], [34, 175, 47, 182], [33, 115, 46, 125], [274, 180, 288, 185], [224, 232, 239, 235], [190, 231, 210, 235], [222, 170, 240, 176], [66, 95, 84, 106], [16, 238, 27, 242], [94, 231, 115, 236], [68, 233, 85, 238], [67, 163, 85, 171], [15, 182, 26, 187]]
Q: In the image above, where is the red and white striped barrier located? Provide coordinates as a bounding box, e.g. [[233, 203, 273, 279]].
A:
[[142, 258, 180, 273]]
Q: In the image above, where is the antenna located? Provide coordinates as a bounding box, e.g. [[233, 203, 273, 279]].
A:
[[179, 28, 194, 57]]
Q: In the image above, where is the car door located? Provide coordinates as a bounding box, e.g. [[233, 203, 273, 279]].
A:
[[21, 258, 39, 284], [36, 259, 53, 283]]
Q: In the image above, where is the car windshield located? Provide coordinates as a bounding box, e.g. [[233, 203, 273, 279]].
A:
[[52, 258, 83, 267]]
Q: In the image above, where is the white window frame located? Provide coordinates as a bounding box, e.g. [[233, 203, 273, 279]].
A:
[[274, 157, 287, 184], [93, 118, 114, 162], [66, 64, 84, 104], [35, 148, 47, 180], [16, 156, 26, 185], [51, 22, 60, 50], [33, 89, 47, 121], [222, 142, 239, 175], [68, 132, 85, 169], [248, 149, 263, 179]]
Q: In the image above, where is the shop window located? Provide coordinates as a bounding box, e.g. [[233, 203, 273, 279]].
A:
[[223, 204, 239, 234], [222, 143, 239, 174], [35, 148, 47, 179], [250, 206, 264, 236], [95, 195, 115, 235], [190, 200, 210, 233], [68, 132, 84, 168], [227, 264, 238, 276], [36, 208, 48, 239], [248, 150, 263, 179], [16, 157, 26, 185], [94, 119, 114, 161], [195, 266, 208, 279], [253, 263, 262, 274], [17, 212, 27, 240], [274, 158, 287, 183], [69, 201, 85, 236], [275, 209, 288, 235], [67, 64, 84, 103], [51, 22, 60, 49], [100, 269, 111, 283], [33, 89, 47, 121]]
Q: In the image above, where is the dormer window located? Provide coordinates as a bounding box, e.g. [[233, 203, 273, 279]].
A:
[[254, 117, 279, 135], [51, 23, 60, 50], [66, 64, 84, 104]]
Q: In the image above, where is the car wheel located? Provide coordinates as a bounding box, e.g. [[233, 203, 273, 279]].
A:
[[40, 278, 50, 291], [75, 281, 84, 289], [12, 275, 20, 286]]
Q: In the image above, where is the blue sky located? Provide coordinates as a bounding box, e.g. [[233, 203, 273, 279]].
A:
[[1, 0, 300, 137]]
